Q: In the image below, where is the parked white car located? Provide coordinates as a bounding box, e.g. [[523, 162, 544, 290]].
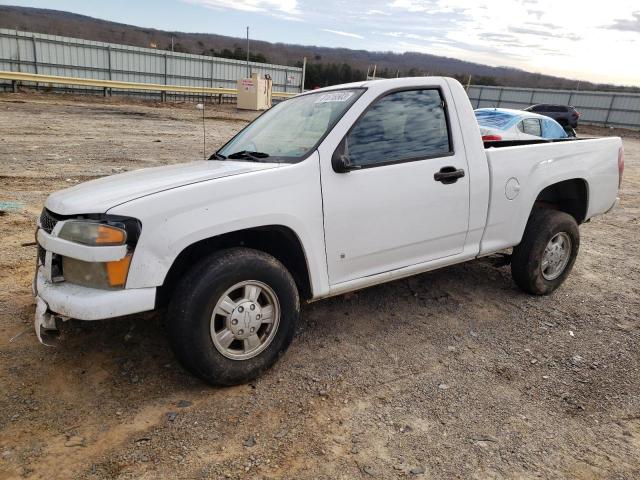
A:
[[34, 77, 623, 385], [475, 107, 568, 142]]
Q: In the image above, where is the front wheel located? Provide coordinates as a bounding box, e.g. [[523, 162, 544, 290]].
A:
[[511, 209, 580, 295], [168, 248, 299, 386]]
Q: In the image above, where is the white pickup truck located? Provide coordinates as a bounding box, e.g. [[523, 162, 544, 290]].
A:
[[34, 77, 623, 385]]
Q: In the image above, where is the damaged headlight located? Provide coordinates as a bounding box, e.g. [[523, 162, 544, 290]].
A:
[[62, 256, 132, 289]]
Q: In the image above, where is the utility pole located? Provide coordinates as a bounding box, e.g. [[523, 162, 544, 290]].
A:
[[171, 35, 174, 52], [246, 26, 250, 77]]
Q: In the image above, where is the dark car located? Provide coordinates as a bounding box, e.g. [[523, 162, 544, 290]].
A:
[[524, 104, 581, 133]]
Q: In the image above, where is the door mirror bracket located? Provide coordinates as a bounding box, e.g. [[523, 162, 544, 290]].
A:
[[332, 140, 361, 173]]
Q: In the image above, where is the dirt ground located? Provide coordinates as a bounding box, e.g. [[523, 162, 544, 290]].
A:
[[0, 92, 638, 480]]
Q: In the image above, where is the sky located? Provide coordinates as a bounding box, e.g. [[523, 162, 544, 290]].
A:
[[3, 0, 640, 86]]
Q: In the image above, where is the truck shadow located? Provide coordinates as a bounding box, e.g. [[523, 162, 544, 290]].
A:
[[40, 255, 517, 391]]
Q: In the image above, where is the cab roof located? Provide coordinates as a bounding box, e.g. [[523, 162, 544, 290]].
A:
[[299, 76, 452, 94]]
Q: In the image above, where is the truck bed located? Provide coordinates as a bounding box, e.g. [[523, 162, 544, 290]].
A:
[[483, 137, 587, 149], [479, 136, 621, 255]]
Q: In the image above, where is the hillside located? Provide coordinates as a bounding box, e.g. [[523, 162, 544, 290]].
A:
[[0, 5, 634, 91]]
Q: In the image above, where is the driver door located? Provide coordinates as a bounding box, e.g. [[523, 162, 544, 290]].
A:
[[319, 87, 471, 285]]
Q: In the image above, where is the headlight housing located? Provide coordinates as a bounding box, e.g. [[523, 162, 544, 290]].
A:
[[54, 217, 140, 289], [58, 221, 127, 246]]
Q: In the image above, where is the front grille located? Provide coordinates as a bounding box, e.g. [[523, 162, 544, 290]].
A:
[[39, 208, 59, 234], [38, 208, 63, 266]]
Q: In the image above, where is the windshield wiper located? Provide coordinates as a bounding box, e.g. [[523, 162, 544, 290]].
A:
[[209, 152, 226, 160], [227, 150, 271, 162]]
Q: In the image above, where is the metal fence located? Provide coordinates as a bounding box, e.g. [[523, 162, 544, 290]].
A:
[[468, 85, 640, 130], [0, 28, 303, 96]]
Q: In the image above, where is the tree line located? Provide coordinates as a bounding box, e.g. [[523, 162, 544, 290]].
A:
[[169, 42, 268, 63]]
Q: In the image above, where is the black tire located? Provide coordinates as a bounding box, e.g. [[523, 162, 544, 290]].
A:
[[511, 209, 580, 295], [168, 247, 299, 386]]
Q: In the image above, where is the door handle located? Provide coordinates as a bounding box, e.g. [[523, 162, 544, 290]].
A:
[[434, 166, 465, 184]]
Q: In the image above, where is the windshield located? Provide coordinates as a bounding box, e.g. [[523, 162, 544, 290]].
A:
[[474, 109, 519, 130], [217, 89, 364, 163]]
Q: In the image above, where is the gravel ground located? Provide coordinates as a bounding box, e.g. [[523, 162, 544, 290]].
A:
[[0, 92, 638, 480]]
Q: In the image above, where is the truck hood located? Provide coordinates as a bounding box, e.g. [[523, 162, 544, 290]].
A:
[[46, 160, 280, 215]]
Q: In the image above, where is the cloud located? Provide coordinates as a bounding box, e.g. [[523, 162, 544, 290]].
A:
[[389, 0, 437, 13], [604, 11, 640, 32], [322, 29, 364, 39], [183, 0, 299, 14], [382, 31, 433, 41], [527, 9, 545, 19], [480, 33, 519, 42], [366, 9, 389, 15], [509, 26, 581, 41], [271, 13, 305, 22]]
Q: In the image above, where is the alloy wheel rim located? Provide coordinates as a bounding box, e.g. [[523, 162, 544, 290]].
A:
[[541, 232, 572, 281], [210, 280, 280, 360]]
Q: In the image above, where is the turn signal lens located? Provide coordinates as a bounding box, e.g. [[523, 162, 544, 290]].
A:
[[96, 224, 126, 245], [106, 255, 132, 287], [59, 221, 127, 246]]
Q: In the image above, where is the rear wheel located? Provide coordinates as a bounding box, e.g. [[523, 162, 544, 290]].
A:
[[511, 209, 580, 295], [168, 248, 299, 386]]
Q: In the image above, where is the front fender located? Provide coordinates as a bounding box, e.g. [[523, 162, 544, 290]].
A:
[[108, 154, 329, 298]]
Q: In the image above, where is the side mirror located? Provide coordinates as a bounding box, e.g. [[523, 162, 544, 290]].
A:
[[332, 139, 361, 173]]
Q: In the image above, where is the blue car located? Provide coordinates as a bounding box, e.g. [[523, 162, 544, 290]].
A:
[[475, 108, 569, 142]]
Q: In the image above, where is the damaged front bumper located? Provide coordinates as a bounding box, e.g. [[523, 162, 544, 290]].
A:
[[34, 294, 64, 345], [33, 215, 156, 344], [33, 266, 156, 344]]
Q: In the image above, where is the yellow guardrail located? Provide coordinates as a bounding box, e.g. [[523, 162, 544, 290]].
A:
[[0, 71, 297, 98]]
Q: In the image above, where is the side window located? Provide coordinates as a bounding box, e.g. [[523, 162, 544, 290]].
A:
[[345, 89, 451, 167], [521, 118, 542, 136]]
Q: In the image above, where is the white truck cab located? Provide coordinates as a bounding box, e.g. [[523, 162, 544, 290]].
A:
[[34, 77, 623, 385]]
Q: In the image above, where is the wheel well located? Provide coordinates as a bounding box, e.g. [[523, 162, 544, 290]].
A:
[[157, 226, 313, 306], [533, 179, 588, 224]]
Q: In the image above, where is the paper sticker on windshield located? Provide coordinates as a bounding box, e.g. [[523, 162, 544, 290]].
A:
[[315, 92, 354, 103]]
